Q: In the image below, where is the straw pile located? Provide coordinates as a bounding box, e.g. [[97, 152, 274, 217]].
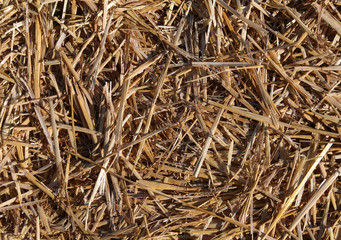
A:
[[1, 0, 341, 239]]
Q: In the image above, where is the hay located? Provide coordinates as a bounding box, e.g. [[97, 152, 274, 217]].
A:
[[1, 0, 341, 239]]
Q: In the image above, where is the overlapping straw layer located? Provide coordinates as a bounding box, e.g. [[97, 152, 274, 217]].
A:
[[0, 0, 341, 239]]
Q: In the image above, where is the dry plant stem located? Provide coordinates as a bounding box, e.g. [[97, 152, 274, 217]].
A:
[[193, 105, 225, 177], [107, 167, 276, 240], [2, 0, 341, 239], [59, 49, 80, 81], [33, 15, 42, 99], [24, 169, 100, 240], [282, 166, 341, 240], [87, 11, 114, 89], [86, 69, 131, 226], [134, 2, 191, 167], [48, 99, 63, 184], [209, 100, 339, 138], [312, 2, 341, 36], [275, 1, 314, 37], [72, 150, 275, 240], [18, 78, 54, 154], [241, 122, 260, 167], [216, 0, 268, 36], [261, 139, 334, 240]]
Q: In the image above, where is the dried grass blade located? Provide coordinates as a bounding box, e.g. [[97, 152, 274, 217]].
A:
[[134, 2, 191, 167], [193, 106, 224, 177], [109, 170, 276, 240], [312, 2, 341, 36], [33, 15, 42, 98], [48, 99, 63, 184], [216, 0, 268, 36], [23, 170, 55, 200], [0, 70, 15, 83], [261, 139, 334, 240], [283, 166, 341, 239], [0, 199, 47, 211], [208, 100, 339, 137], [87, 12, 114, 89], [18, 78, 54, 154]]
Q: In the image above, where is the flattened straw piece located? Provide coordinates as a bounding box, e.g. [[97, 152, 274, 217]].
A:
[[205, 0, 216, 45], [33, 16, 42, 99], [36, 205, 51, 233], [240, 1, 252, 48], [227, 140, 234, 174], [282, 165, 341, 239], [13, 123, 102, 136], [288, 123, 339, 138], [72, 33, 96, 67], [289, 52, 330, 65], [265, 124, 271, 166], [36, 216, 40, 240], [193, 106, 224, 177], [24, 170, 55, 200], [8, 160, 22, 204], [0, 71, 16, 83], [55, 123, 101, 135], [241, 122, 260, 167], [251, 1, 274, 19], [48, 99, 63, 184], [0, 199, 47, 212], [74, 84, 98, 143], [90, 205, 107, 232], [160, 37, 198, 61], [24, 2, 32, 88], [208, 100, 339, 138], [261, 139, 334, 240], [59, 49, 80, 82], [136, 180, 201, 191], [103, 0, 108, 30], [3, 140, 38, 148], [87, 12, 114, 89], [209, 100, 274, 125], [55, 32, 67, 51], [191, 62, 254, 67], [294, 65, 341, 71]]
